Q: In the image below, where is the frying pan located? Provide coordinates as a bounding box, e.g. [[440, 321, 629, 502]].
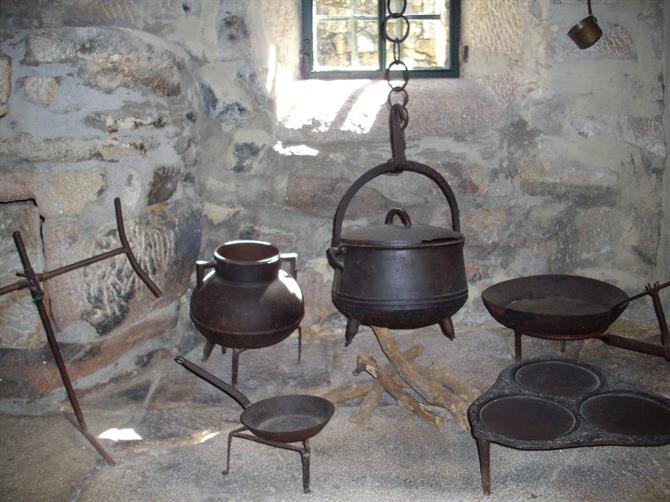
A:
[[482, 275, 631, 338], [175, 356, 334, 443]]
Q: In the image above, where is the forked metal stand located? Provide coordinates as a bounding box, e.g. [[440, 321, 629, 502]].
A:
[[223, 425, 312, 493], [0, 198, 162, 465]]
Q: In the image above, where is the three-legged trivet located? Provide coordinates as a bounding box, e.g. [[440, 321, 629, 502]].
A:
[[468, 358, 670, 495], [175, 356, 334, 493], [224, 426, 312, 493], [0, 198, 162, 465]]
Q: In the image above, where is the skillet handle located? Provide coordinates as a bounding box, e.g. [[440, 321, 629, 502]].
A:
[[330, 160, 460, 247], [175, 356, 251, 409]]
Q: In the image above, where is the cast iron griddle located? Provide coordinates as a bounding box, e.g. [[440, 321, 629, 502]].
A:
[[514, 359, 601, 397], [468, 358, 670, 495], [482, 275, 629, 337], [479, 395, 576, 441]]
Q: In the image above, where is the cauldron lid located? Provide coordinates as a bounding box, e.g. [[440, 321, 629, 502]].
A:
[[340, 222, 462, 247]]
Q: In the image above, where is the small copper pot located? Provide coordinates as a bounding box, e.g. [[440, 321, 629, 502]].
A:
[[567, 0, 602, 49]]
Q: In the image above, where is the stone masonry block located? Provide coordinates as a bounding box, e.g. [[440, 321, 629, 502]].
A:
[[0, 202, 45, 349], [22, 76, 59, 106], [0, 55, 10, 117]]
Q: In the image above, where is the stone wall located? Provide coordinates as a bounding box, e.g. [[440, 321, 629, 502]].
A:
[[0, 0, 667, 412], [0, 7, 203, 411]]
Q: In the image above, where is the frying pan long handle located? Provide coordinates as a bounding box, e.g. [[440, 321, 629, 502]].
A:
[[611, 280, 670, 312], [174, 356, 251, 409]]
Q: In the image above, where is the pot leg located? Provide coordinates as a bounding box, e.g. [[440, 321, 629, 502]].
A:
[[202, 339, 215, 362], [476, 438, 491, 496], [300, 439, 311, 494], [231, 348, 246, 386], [439, 317, 455, 340], [514, 330, 523, 362], [297, 325, 302, 364], [222, 425, 247, 476], [344, 318, 360, 347]]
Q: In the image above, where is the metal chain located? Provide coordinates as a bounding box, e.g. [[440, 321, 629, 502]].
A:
[[383, 0, 410, 129]]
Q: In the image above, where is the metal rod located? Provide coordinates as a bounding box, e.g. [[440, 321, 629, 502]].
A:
[[114, 197, 162, 297], [600, 333, 668, 358], [12, 231, 115, 465], [514, 330, 523, 362], [0, 248, 125, 296], [0, 197, 162, 299], [70, 416, 117, 465]]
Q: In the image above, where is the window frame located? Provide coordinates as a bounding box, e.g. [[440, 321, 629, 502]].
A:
[[300, 0, 461, 79]]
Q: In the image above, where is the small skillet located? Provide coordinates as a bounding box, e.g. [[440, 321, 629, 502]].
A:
[[175, 356, 335, 493]]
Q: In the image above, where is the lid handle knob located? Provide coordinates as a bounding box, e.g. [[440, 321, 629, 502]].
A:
[[384, 208, 412, 228]]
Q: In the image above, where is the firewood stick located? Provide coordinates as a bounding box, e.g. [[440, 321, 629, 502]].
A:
[[354, 354, 444, 429], [321, 345, 424, 404], [350, 344, 425, 424], [321, 382, 374, 404], [420, 365, 481, 404], [370, 326, 471, 431]]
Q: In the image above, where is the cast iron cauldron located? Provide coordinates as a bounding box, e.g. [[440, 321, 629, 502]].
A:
[[190, 240, 304, 349], [327, 161, 467, 345]]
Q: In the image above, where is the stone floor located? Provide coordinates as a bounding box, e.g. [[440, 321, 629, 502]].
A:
[[1, 321, 669, 501]]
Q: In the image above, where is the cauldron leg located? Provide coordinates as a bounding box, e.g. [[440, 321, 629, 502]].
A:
[[514, 331, 523, 362], [300, 439, 311, 493], [344, 318, 360, 346], [223, 425, 247, 476], [439, 317, 455, 340], [202, 339, 215, 362], [476, 438, 491, 496]]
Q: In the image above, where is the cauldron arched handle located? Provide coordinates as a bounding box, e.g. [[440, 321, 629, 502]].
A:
[[330, 160, 460, 247]]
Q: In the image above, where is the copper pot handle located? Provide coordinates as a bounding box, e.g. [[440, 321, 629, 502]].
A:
[[195, 260, 215, 288], [331, 160, 460, 247]]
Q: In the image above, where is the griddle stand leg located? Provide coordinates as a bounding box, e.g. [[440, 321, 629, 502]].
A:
[[514, 331, 523, 362], [476, 438, 491, 496], [222, 425, 247, 476], [301, 439, 311, 493], [222, 429, 313, 493]]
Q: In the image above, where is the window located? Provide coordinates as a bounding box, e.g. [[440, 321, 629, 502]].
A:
[[301, 0, 460, 79]]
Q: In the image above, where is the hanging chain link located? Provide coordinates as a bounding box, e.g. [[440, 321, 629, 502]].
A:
[[383, 0, 410, 129]]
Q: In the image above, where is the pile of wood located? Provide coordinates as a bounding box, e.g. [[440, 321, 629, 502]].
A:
[[322, 327, 480, 431]]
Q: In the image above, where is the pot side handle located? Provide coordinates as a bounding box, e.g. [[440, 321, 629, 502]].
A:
[[195, 260, 215, 288], [330, 160, 460, 247], [279, 252, 298, 279], [326, 246, 345, 270]]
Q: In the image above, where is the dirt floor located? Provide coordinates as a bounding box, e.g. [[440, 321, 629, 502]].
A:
[[1, 322, 669, 501]]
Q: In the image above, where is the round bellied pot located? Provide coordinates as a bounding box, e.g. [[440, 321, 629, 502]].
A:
[[190, 240, 304, 349], [326, 161, 467, 346]]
